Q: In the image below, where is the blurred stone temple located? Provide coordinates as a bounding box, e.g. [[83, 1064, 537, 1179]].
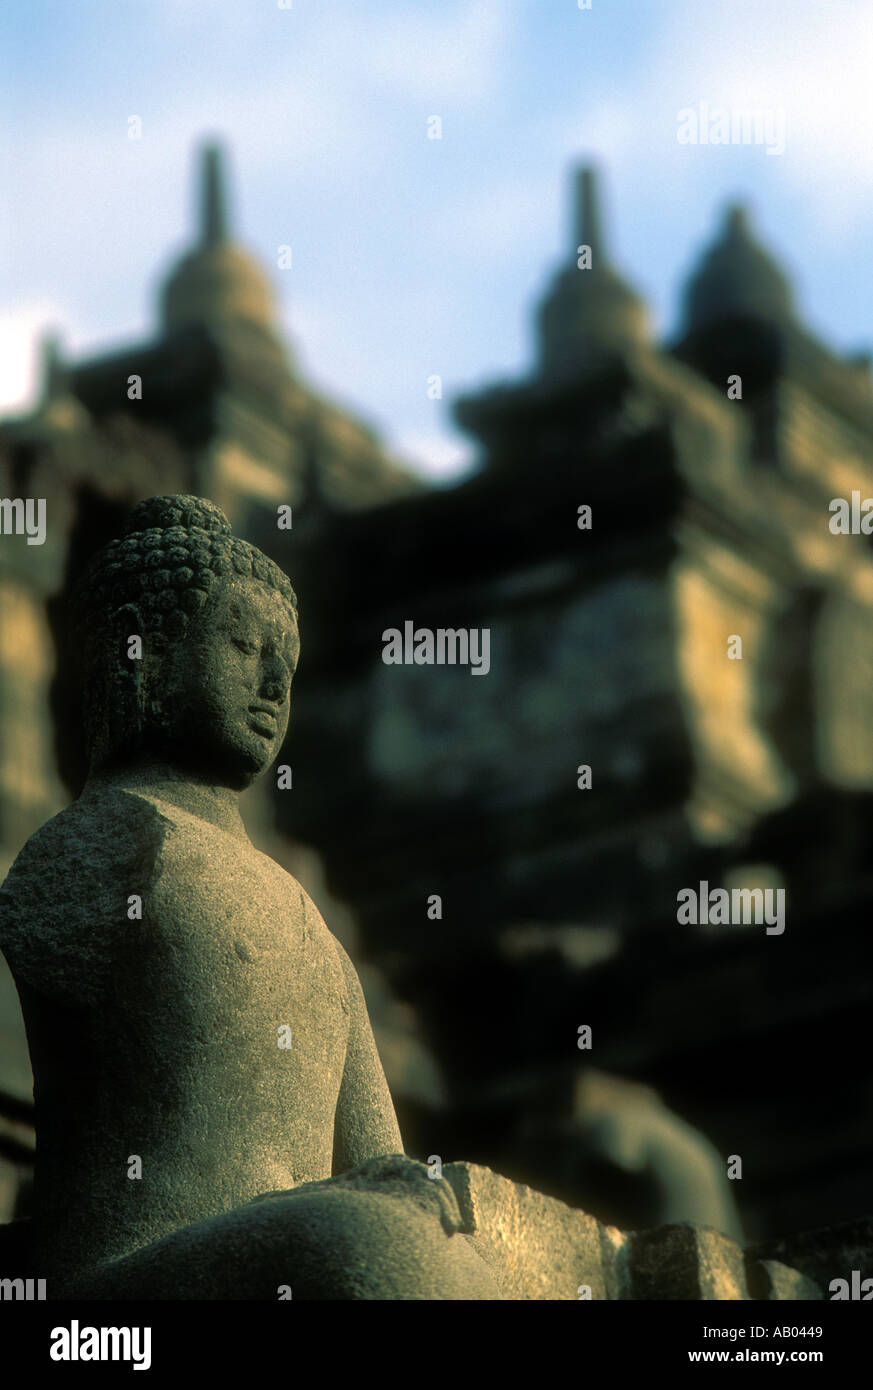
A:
[[1, 140, 872, 1261]]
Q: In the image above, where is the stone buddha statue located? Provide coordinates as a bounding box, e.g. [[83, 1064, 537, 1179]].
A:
[[0, 495, 497, 1299]]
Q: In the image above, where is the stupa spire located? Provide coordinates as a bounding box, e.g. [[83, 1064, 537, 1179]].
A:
[[574, 166, 605, 263], [200, 142, 229, 246], [537, 161, 649, 379], [681, 200, 795, 333], [159, 138, 282, 339]]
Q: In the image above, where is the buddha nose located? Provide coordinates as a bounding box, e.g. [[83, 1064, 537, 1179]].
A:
[[260, 654, 288, 704]]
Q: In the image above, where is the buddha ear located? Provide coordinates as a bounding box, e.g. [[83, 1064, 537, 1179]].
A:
[[111, 603, 147, 672], [112, 601, 174, 698], [108, 602, 171, 740]]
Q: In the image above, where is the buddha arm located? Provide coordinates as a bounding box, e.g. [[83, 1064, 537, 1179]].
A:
[[330, 937, 404, 1175]]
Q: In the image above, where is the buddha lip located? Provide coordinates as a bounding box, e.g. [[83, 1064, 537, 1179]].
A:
[[248, 705, 279, 731]]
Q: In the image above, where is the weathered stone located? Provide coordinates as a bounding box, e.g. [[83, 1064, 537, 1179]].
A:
[[746, 1257, 823, 1301], [0, 1163, 846, 1301], [625, 1223, 749, 1300], [61, 1155, 497, 1300], [443, 1160, 626, 1299], [750, 1216, 873, 1299]]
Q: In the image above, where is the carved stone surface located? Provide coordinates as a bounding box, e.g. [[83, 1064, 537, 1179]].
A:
[[746, 1259, 823, 1301], [435, 1163, 829, 1301], [443, 1160, 625, 1300], [625, 1223, 749, 1301], [0, 1159, 848, 1300], [53, 1156, 498, 1301]]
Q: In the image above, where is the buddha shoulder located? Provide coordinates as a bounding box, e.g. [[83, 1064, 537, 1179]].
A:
[[0, 789, 180, 1003]]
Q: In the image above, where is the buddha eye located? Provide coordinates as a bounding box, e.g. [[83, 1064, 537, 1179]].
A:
[[232, 637, 258, 656]]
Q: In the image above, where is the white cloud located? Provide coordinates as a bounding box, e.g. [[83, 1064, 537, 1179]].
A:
[[0, 301, 70, 414], [647, 0, 873, 238]]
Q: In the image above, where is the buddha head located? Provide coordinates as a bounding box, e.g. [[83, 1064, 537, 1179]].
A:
[[71, 495, 299, 789]]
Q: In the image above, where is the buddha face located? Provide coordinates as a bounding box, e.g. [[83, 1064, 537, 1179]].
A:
[[145, 578, 299, 788]]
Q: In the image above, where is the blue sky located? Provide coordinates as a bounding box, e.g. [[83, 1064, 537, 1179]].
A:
[[2, 0, 871, 480]]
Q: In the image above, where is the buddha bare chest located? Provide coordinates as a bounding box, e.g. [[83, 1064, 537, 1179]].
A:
[[104, 810, 352, 1097], [2, 794, 351, 1125]]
